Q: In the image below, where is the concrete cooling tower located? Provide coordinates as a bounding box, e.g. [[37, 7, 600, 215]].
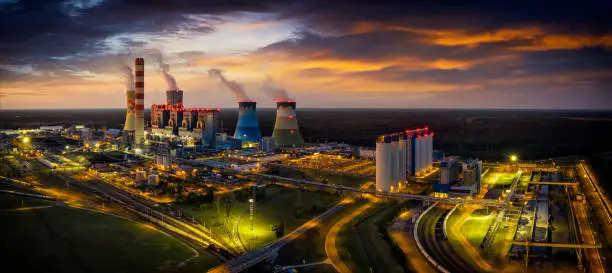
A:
[[124, 90, 135, 131], [234, 101, 262, 143], [272, 101, 303, 147]]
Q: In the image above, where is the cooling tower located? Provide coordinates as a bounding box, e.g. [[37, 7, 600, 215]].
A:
[[124, 90, 135, 131], [134, 58, 145, 149], [272, 101, 303, 147], [234, 101, 262, 143]]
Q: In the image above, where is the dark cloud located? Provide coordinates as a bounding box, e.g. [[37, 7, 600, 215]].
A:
[[0, 0, 277, 65]]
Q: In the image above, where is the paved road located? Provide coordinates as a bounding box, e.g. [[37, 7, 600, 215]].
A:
[[417, 205, 477, 273], [325, 194, 379, 273]]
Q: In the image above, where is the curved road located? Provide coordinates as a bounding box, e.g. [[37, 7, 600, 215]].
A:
[[417, 206, 477, 273]]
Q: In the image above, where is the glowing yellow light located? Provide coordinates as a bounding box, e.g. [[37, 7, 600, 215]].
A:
[[510, 155, 518, 162], [95, 142, 101, 148], [22, 136, 30, 144]]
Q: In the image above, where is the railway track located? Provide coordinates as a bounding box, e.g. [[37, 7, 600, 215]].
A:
[[417, 205, 477, 273]]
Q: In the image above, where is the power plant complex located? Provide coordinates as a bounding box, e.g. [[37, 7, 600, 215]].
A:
[[376, 127, 434, 191], [121, 58, 305, 153]]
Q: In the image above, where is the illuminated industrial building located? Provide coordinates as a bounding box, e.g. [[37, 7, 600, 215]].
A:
[[463, 159, 482, 194], [440, 156, 460, 185], [376, 127, 434, 191]]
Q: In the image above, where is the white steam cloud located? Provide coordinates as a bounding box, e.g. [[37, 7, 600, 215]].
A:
[[208, 68, 251, 101], [154, 52, 178, 90], [119, 54, 134, 90], [260, 76, 290, 101]]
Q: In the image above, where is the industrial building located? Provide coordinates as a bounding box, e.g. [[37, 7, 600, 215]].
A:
[[440, 156, 461, 185], [260, 137, 275, 153], [234, 101, 262, 143], [375, 127, 434, 191], [272, 101, 304, 147], [165, 89, 183, 107], [463, 159, 482, 194]]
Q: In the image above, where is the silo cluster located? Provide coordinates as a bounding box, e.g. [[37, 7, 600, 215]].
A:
[[376, 128, 434, 192]]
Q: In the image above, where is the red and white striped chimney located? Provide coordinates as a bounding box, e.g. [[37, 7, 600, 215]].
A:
[[134, 57, 145, 149]]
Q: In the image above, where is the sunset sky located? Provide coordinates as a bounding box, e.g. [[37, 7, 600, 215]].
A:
[[1, 0, 611, 109]]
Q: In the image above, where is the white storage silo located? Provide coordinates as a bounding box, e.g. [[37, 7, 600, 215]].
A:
[[390, 139, 398, 185], [398, 133, 407, 182], [376, 135, 392, 192]]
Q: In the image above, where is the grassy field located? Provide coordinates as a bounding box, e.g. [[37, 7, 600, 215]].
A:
[[459, 210, 496, 248], [337, 201, 409, 273], [273, 201, 363, 272], [176, 185, 340, 250], [0, 195, 219, 273], [483, 171, 516, 186], [266, 165, 371, 188]]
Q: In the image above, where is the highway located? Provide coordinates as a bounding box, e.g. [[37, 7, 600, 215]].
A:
[[417, 205, 477, 273]]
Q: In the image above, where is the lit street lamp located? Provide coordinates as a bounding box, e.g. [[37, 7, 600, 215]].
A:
[[510, 154, 518, 162]]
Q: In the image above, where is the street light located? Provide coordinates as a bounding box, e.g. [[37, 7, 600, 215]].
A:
[[22, 136, 30, 144], [510, 154, 518, 162]]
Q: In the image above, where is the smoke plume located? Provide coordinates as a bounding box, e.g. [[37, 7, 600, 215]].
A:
[[208, 68, 251, 101], [260, 76, 290, 101], [155, 53, 178, 90], [119, 56, 134, 90]]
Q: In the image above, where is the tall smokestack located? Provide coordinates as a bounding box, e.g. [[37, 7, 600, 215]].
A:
[[235, 101, 262, 143], [272, 101, 303, 147], [134, 57, 145, 150]]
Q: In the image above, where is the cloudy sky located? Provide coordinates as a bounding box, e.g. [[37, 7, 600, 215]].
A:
[[1, 0, 611, 109]]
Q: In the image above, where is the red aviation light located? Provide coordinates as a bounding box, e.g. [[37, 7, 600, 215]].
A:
[[290, 130, 295, 134]]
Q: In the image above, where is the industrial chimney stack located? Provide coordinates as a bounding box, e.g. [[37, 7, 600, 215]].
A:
[[134, 57, 145, 150], [272, 101, 303, 147], [234, 101, 262, 143]]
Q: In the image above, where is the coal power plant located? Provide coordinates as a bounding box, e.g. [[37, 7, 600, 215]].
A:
[[234, 101, 262, 143], [272, 100, 303, 147]]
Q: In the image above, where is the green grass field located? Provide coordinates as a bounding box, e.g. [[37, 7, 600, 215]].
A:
[[0, 196, 219, 273], [337, 201, 408, 273], [176, 185, 340, 250], [459, 211, 495, 248], [483, 171, 516, 186]]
